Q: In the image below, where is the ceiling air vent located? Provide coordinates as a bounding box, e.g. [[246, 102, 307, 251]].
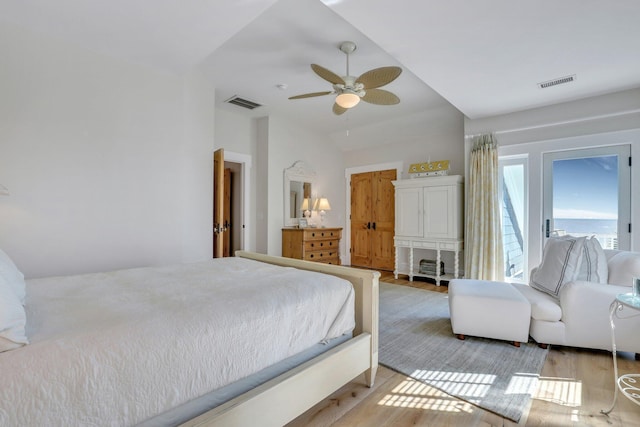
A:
[[538, 74, 576, 89], [225, 95, 262, 110]]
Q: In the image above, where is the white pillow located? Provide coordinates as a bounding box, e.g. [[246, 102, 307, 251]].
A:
[[530, 236, 586, 298], [576, 237, 608, 283], [0, 248, 26, 304], [0, 274, 28, 352]]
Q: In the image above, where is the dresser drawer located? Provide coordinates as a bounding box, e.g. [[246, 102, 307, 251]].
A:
[[304, 249, 339, 262], [304, 239, 338, 251], [303, 229, 342, 241]]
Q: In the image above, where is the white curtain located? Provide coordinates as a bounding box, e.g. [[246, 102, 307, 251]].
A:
[[465, 134, 504, 281]]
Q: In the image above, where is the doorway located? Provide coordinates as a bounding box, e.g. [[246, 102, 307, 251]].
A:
[[213, 149, 252, 258], [542, 145, 631, 250]]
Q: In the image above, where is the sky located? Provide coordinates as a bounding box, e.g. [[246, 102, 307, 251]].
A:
[[552, 155, 618, 220]]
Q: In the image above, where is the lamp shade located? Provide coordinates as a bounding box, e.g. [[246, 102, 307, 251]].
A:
[[335, 91, 360, 109], [300, 198, 310, 211], [314, 197, 331, 211]]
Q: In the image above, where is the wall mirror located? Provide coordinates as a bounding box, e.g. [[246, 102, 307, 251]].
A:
[[283, 160, 316, 227]]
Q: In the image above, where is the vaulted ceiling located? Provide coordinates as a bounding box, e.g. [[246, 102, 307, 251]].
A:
[[2, 0, 639, 150]]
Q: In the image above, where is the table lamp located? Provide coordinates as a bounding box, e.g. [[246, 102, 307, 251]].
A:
[[313, 197, 331, 227]]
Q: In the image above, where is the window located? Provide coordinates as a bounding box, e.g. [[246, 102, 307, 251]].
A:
[[543, 145, 631, 251], [499, 156, 528, 282]]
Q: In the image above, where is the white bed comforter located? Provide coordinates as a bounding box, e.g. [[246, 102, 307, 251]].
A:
[[0, 257, 355, 427]]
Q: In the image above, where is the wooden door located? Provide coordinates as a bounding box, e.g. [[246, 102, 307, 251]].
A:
[[213, 148, 224, 258], [350, 172, 372, 267], [350, 169, 396, 269], [222, 168, 232, 257], [371, 169, 396, 270]]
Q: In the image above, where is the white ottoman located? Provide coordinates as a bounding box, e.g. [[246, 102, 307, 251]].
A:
[[448, 279, 531, 347]]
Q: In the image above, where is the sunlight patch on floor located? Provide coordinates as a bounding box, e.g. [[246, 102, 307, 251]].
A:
[[505, 372, 539, 396], [377, 376, 475, 413], [532, 376, 582, 407], [408, 369, 496, 400]]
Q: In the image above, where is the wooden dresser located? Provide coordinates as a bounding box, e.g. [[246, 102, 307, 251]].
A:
[[282, 227, 342, 265]]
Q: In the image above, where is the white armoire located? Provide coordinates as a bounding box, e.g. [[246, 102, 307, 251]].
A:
[[392, 175, 464, 284]]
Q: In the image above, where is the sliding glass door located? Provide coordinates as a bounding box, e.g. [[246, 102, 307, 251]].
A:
[[542, 145, 631, 250]]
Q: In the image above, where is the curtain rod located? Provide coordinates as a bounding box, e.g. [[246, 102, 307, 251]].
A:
[[464, 108, 640, 139]]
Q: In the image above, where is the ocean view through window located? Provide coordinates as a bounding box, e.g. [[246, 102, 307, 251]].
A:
[[550, 155, 619, 250], [553, 218, 618, 249]]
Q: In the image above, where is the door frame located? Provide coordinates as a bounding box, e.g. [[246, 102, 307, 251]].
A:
[[222, 151, 252, 252], [344, 161, 403, 266]]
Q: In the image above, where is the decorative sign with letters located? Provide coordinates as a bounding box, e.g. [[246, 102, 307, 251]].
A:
[[409, 160, 450, 178]]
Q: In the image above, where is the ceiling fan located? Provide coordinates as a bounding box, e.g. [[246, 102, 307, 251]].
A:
[[288, 41, 402, 115]]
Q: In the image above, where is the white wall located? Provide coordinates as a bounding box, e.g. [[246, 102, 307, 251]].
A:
[[0, 23, 215, 278], [259, 115, 347, 257], [464, 88, 640, 271], [343, 105, 466, 177], [214, 107, 259, 252]]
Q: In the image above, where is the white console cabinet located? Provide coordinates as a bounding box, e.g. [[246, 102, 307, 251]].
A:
[[393, 175, 464, 284]]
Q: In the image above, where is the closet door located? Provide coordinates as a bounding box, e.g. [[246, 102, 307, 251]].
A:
[[350, 169, 396, 269], [371, 169, 396, 270], [350, 172, 372, 267]]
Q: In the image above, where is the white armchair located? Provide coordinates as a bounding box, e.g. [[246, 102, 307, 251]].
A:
[[513, 249, 640, 354]]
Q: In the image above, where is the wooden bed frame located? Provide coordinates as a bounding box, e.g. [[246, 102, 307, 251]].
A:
[[181, 251, 380, 427]]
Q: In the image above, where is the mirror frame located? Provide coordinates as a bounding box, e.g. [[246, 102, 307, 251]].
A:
[[283, 160, 316, 227]]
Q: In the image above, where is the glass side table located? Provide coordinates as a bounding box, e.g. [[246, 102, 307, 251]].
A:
[[601, 293, 640, 415]]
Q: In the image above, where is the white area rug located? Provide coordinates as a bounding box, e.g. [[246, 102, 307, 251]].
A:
[[378, 282, 549, 422]]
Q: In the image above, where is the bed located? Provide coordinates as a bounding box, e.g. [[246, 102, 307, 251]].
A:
[[0, 250, 379, 427]]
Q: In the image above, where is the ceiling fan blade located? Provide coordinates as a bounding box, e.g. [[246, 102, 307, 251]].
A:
[[332, 103, 347, 115], [361, 89, 400, 105], [288, 91, 333, 100], [356, 66, 402, 89], [311, 64, 345, 85]]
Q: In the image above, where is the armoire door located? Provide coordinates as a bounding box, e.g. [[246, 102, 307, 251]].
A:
[[350, 169, 396, 270]]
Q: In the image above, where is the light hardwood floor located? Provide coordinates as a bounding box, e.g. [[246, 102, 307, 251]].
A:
[[288, 272, 640, 427]]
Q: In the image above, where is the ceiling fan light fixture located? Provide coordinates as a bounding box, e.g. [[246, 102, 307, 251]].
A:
[[289, 41, 401, 115], [335, 91, 360, 109]]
